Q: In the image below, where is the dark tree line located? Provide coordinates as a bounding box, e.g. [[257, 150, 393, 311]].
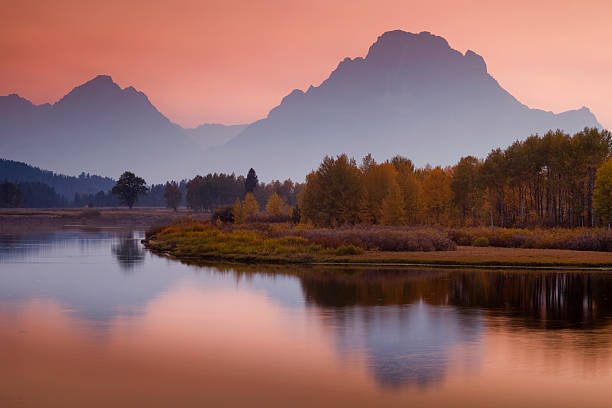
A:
[[184, 170, 303, 212], [11, 128, 608, 222], [1, 181, 68, 208], [0, 182, 23, 207], [186, 173, 245, 211], [1, 158, 115, 198]]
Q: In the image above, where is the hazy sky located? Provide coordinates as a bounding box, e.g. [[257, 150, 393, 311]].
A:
[[1, 0, 611, 129]]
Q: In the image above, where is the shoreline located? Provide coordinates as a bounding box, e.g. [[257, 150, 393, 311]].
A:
[[142, 241, 612, 270], [0, 208, 208, 233], [7, 210, 612, 270]]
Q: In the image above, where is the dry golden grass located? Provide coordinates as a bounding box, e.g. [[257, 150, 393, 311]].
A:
[[144, 221, 612, 268], [332, 246, 612, 267]]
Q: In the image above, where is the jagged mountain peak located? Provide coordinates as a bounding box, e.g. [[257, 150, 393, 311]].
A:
[[86, 74, 116, 85], [211, 30, 602, 181], [54, 75, 151, 109], [0, 31, 604, 182], [62, 74, 119, 95], [269, 31, 498, 120], [0, 93, 35, 108], [50, 74, 169, 127], [464, 50, 487, 73], [0, 74, 244, 181], [366, 30, 452, 59]]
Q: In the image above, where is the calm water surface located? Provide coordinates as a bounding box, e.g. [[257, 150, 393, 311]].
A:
[[1, 231, 612, 407]]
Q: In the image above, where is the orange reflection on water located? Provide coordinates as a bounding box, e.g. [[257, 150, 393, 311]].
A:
[[1, 284, 380, 407], [2, 281, 612, 408]]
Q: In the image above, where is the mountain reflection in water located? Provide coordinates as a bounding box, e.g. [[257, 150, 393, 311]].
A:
[[1, 232, 612, 407]]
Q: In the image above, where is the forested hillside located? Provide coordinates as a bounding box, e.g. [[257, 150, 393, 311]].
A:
[[0, 158, 115, 199]]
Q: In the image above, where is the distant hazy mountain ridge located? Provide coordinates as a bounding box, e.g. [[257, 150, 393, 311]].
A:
[[0, 30, 601, 181], [208, 30, 600, 180], [0, 76, 246, 182]]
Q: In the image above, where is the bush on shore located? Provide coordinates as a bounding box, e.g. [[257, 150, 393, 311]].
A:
[[472, 236, 489, 247], [285, 226, 456, 252], [145, 221, 350, 259], [146, 221, 612, 254]]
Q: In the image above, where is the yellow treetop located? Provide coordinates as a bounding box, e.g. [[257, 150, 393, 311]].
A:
[[242, 193, 259, 220], [266, 192, 286, 217], [232, 198, 245, 224]]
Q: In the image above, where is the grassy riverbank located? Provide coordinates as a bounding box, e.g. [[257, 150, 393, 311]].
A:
[[143, 221, 454, 262], [143, 221, 612, 268]]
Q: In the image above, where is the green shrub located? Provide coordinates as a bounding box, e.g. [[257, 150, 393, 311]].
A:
[[472, 236, 490, 247], [334, 244, 365, 255]]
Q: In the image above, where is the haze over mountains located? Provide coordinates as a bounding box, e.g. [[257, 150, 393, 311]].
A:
[[0, 30, 602, 182], [0, 76, 246, 182]]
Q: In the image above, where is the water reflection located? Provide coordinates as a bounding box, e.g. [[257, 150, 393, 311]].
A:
[[297, 267, 612, 329], [199, 265, 612, 388], [324, 304, 482, 388], [111, 233, 145, 271], [0, 231, 113, 262], [1, 233, 612, 407]]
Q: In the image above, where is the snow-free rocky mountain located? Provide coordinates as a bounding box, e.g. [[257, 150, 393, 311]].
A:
[[0, 76, 246, 182], [0, 30, 601, 182]]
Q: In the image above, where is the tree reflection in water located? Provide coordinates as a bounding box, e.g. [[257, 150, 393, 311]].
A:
[[293, 267, 612, 388], [200, 265, 612, 389], [111, 233, 145, 271], [297, 267, 612, 329]]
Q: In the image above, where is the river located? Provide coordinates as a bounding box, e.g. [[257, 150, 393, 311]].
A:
[[1, 231, 611, 407]]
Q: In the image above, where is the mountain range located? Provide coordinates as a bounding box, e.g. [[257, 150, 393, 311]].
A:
[[0, 30, 602, 182], [0, 76, 246, 182]]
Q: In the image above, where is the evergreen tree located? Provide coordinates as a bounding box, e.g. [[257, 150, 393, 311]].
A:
[[0, 182, 23, 208], [245, 168, 258, 193]]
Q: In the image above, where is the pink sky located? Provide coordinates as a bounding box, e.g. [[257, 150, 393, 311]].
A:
[[1, 0, 611, 129]]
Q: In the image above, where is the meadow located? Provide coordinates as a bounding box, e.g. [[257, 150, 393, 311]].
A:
[[143, 220, 612, 267]]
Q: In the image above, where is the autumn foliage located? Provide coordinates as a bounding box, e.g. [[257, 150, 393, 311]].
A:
[[300, 128, 612, 229]]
